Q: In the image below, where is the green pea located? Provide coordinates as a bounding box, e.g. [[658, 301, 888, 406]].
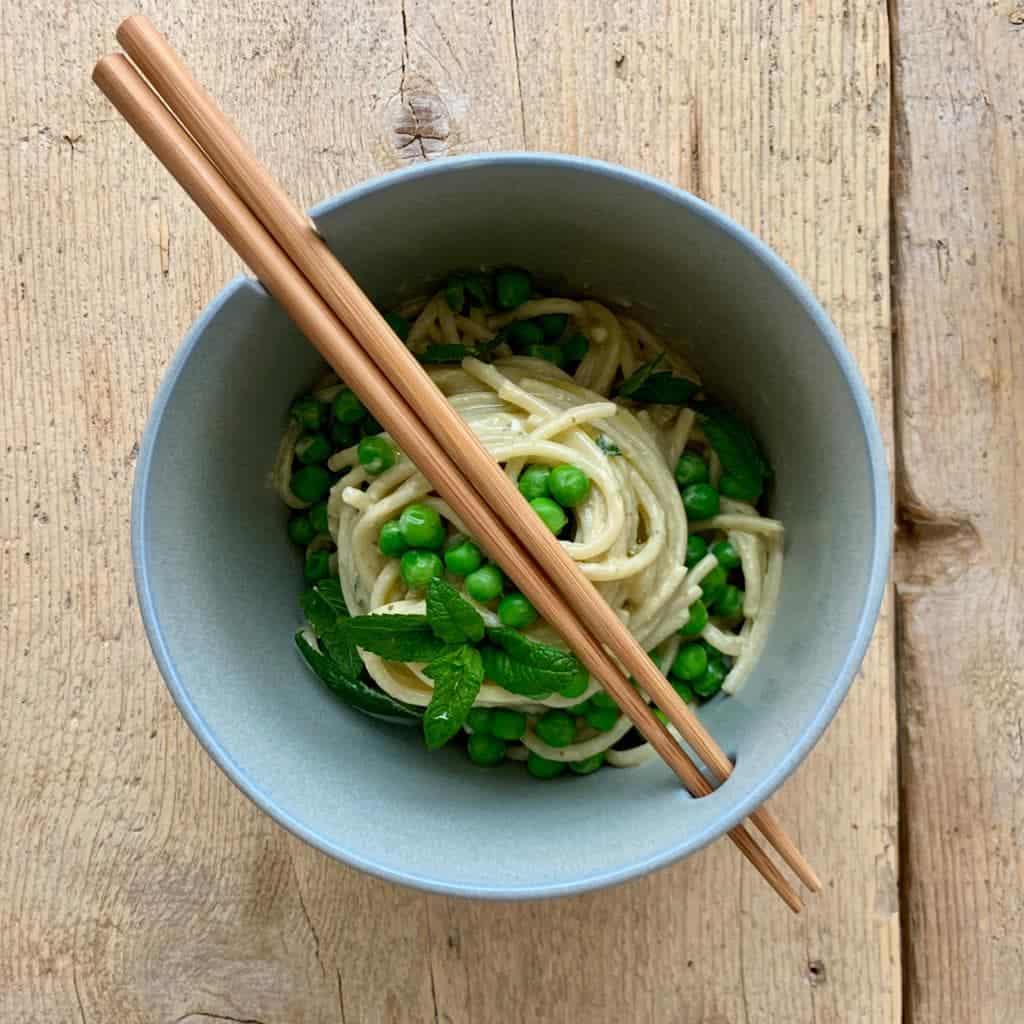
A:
[[309, 501, 329, 535], [559, 669, 590, 699], [491, 709, 527, 741], [378, 520, 408, 558], [720, 473, 761, 502], [539, 313, 568, 339], [524, 343, 567, 367], [535, 709, 575, 747], [571, 699, 591, 717], [304, 549, 331, 583], [679, 600, 708, 637], [444, 539, 483, 576], [518, 465, 551, 501], [330, 419, 358, 448], [683, 483, 720, 520], [291, 465, 332, 503], [672, 681, 695, 703], [589, 690, 618, 711], [466, 707, 494, 734], [290, 396, 324, 431], [463, 273, 491, 306], [288, 513, 315, 546], [569, 752, 605, 775], [399, 503, 445, 549], [671, 643, 708, 682], [562, 334, 589, 363], [495, 268, 532, 309], [711, 540, 741, 569], [530, 497, 568, 535], [584, 704, 619, 732], [526, 752, 567, 779], [507, 320, 545, 350], [384, 311, 411, 341], [358, 436, 396, 475], [464, 564, 504, 602], [548, 464, 591, 507], [700, 565, 728, 605], [498, 592, 537, 628], [467, 732, 506, 766], [400, 549, 444, 589], [295, 432, 331, 465], [675, 451, 709, 488], [713, 584, 744, 619], [685, 535, 708, 567], [332, 388, 366, 424], [692, 658, 727, 698]]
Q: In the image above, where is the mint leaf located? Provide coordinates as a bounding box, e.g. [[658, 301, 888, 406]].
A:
[[616, 354, 665, 399], [628, 372, 698, 405], [595, 434, 622, 456], [617, 353, 698, 405], [295, 632, 421, 721], [426, 578, 485, 644], [343, 614, 451, 662], [444, 277, 466, 313], [695, 401, 770, 503], [418, 343, 471, 364], [300, 584, 361, 678], [314, 577, 349, 617], [480, 627, 589, 698], [423, 645, 484, 749]]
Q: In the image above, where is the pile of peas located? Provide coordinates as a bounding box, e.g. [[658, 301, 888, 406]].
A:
[[464, 689, 620, 776], [285, 384, 399, 581], [670, 447, 747, 703], [445, 267, 591, 371]]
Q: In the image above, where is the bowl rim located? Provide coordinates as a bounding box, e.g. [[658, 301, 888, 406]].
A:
[[132, 151, 891, 899]]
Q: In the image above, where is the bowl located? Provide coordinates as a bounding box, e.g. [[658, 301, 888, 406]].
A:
[[133, 153, 890, 898]]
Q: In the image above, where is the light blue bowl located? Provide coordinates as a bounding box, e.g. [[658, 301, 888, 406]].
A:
[[133, 154, 890, 898]]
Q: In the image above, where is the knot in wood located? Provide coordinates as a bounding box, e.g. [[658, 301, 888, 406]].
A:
[[392, 87, 450, 162]]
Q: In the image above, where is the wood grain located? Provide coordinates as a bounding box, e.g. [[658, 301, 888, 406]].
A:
[[891, 1, 1024, 1020], [1, 1, 897, 1021]]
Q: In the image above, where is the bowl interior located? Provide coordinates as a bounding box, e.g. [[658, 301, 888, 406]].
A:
[[136, 157, 887, 896]]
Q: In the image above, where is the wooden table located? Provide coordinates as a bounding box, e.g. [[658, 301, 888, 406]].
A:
[[1, 2, 1020, 1021]]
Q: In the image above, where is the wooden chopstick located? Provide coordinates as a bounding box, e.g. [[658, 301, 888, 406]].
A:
[[113, 14, 819, 897], [93, 42, 812, 908]]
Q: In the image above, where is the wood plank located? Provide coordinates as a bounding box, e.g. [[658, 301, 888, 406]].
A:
[[0, 1, 897, 1021], [891, 2, 1024, 1021]]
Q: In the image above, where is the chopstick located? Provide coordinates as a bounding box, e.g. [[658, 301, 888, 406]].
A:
[[94, 30, 817, 906]]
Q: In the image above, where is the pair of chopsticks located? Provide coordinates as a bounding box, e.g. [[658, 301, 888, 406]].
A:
[[95, 16, 820, 911]]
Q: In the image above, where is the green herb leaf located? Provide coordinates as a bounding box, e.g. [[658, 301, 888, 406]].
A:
[[343, 614, 451, 662], [423, 645, 484, 749], [301, 586, 362, 679], [616, 353, 665, 399], [444, 276, 466, 312], [616, 353, 698, 405], [480, 627, 589, 698], [463, 274, 490, 306], [418, 343, 472, 364], [595, 434, 622, 456], [628, 372, 699, 405], [694, 401, 771, 503], [295, 632, 422, 721], [314, 577, 349, 617], [426, 578, 485, 644]]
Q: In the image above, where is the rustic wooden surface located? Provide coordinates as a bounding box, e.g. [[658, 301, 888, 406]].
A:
[[0, 0, 1010, 1021], [891, 1, 1024, 1021]]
